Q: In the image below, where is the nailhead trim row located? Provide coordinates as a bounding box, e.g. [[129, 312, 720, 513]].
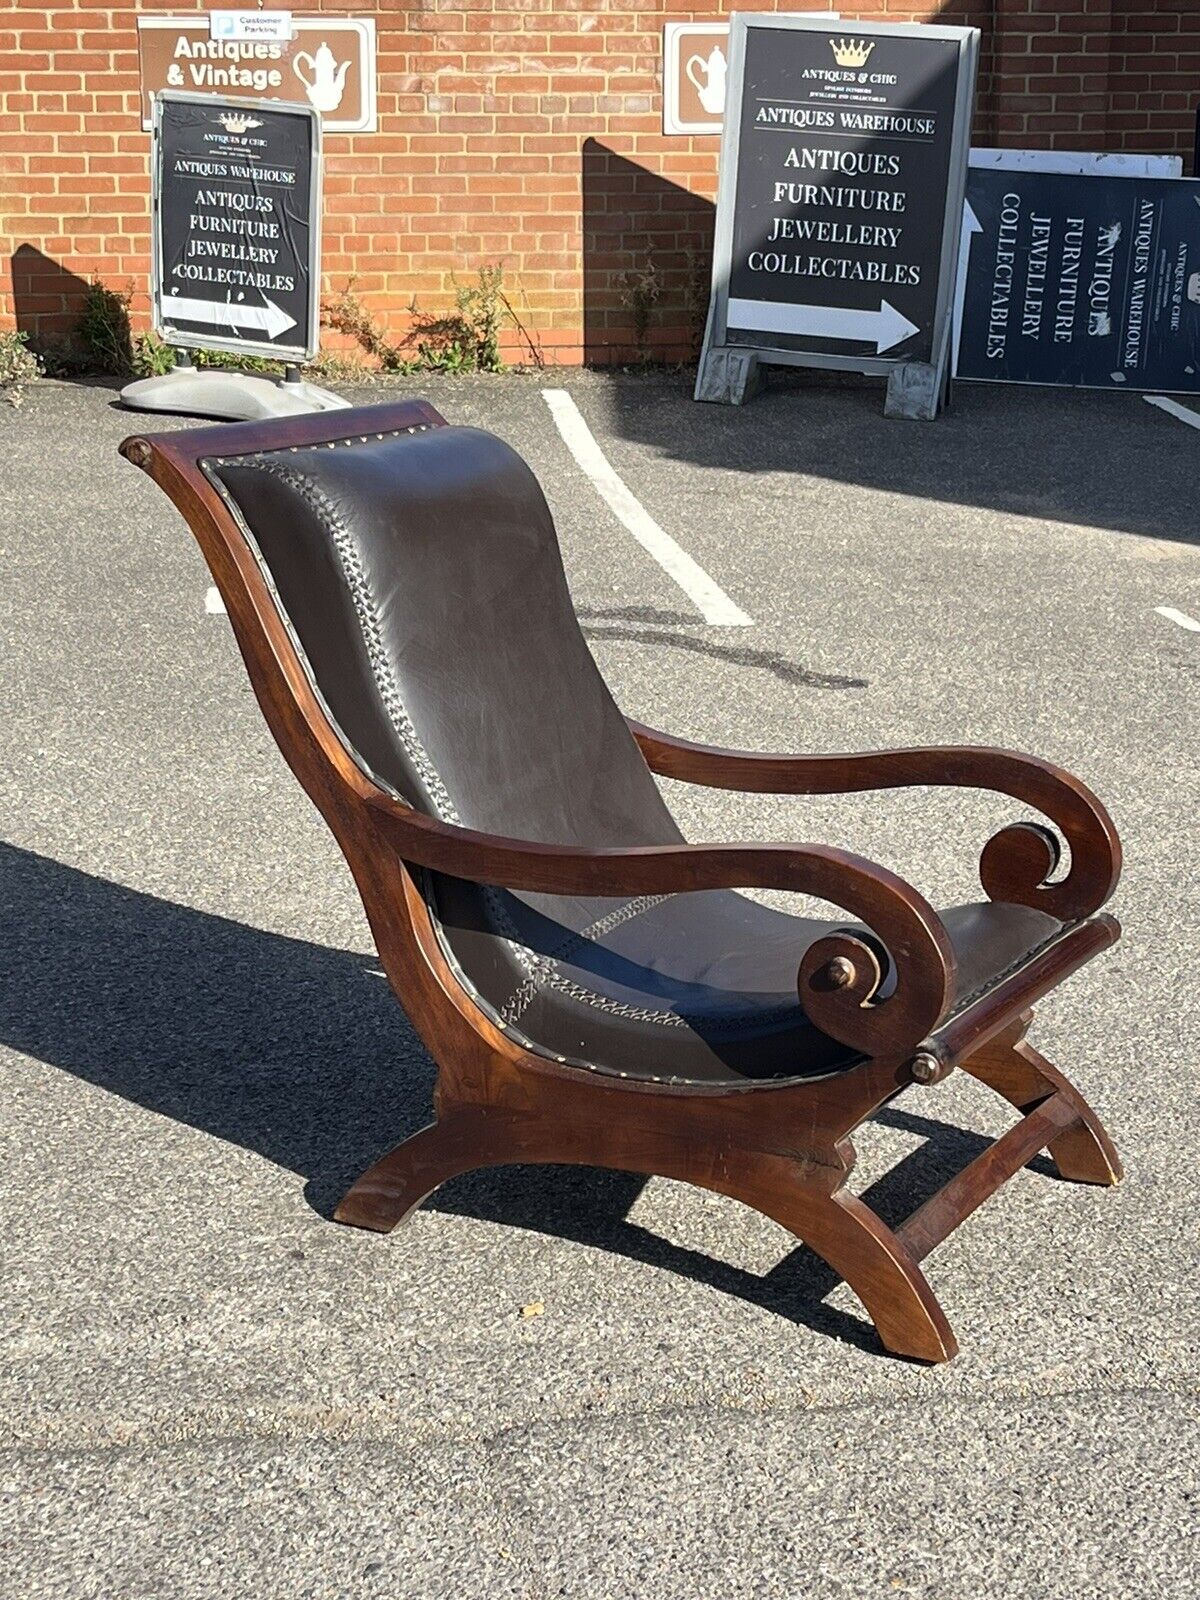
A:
[[950, 917, 1081, 1014], [208, 422, 437, 467], [240, 456, 462, 824]]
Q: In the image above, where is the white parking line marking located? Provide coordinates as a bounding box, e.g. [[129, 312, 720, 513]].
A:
[[205, 586, 226, 615], [541, 388, 753, 627], [1144, 395, 1200, 430], [1155, 605, 1200, 633]]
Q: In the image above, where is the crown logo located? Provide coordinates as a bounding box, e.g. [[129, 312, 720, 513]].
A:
[[830, 38, 875, 68], [217, 112, 262, 134]]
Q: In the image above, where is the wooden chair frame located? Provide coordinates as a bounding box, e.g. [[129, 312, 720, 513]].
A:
[[122, 399, 1122, 1363]]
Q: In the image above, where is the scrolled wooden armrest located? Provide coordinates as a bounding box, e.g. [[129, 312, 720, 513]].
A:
[[628, 721, 1121, 923], [363, 793, 957, 1059]]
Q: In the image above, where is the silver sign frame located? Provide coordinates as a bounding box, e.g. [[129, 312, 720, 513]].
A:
[[150, 90, 323, 364]]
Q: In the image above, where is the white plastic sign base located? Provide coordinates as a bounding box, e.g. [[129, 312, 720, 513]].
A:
[[120, 368, 352, 421]]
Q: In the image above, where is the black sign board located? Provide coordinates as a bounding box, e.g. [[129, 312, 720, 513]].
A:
[[152, 91, 321, 362], [956, 167, 1200, 392], [701, 16, 978, 380]]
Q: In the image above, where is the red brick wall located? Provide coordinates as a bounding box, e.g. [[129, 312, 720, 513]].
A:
[[1, 1, 1195, 364]]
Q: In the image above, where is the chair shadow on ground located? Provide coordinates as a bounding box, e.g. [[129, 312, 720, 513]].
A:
[[577, 606, 869, 691], [1, 841, 1051, 1353]]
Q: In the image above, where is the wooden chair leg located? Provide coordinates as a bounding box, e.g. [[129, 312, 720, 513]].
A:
[[735, 1158, 958, 1363], [961, 1017, 1122, 1186], [334, 1120, 487, 1233], [335, 1110, 958, 1363], [780, 1191, 959, 1363]]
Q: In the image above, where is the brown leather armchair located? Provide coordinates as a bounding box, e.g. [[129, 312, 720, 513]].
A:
[[121, 399, 1122, 1362]]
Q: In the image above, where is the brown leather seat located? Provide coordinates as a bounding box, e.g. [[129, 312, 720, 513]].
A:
[[206, 423, 1069, 1087], [433, 875, 1069, 1084]]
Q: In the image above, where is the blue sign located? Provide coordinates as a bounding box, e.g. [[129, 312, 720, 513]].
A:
[[956, 168, 1200, 392]]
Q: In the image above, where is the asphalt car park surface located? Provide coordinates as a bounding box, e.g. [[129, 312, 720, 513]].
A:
[[1, 368, 1198, 1598]]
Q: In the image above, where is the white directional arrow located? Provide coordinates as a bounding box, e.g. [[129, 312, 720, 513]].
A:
[[162, 294, 297, 340], [726, 296, 920, 354], [952, 199, 983, 376]]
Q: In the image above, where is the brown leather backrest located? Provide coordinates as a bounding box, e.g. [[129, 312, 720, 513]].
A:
[[204, 422, 682, 848]]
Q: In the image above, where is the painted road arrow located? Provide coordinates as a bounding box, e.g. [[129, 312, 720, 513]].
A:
[[161, 295, 297, 340], [726, 297, 920, 354]]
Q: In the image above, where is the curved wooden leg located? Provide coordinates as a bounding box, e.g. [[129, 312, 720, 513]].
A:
[[962, 1017, 1122, 1186], [334, 1107, 958, 1360], [335, 1120, 489, 1233], [744, 1163, 958, 1364], [823, 1193, 958, 1363]]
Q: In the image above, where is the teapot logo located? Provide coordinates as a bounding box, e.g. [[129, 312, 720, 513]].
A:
[[686, 45, 727, 116], [293, 41, 351, 113]]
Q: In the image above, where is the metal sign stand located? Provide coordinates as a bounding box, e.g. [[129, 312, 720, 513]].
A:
[[695, 15, 979, 420], [121, 91, 349, 421]]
